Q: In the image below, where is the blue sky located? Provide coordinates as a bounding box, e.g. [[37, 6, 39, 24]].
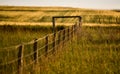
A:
[[0, 0, 120, 9]]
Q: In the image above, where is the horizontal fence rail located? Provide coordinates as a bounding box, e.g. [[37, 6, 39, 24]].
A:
[[0, 16, 82, 74]]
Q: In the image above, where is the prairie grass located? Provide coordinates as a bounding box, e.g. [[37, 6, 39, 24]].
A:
[[0, 6, 120, 24], [0, 25, 65, 48], [0, 25, 120, 74], [0, 6, 120, 74], [0, 25, 66, 74], [39, 26, 120, 74]]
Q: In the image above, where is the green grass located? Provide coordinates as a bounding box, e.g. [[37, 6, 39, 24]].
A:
[[0, 25, 120, 74], [0, 25, 66, 74], [39, 26, 120, 74], [0, 25, 65, 48], [0, 6, 120, 74]]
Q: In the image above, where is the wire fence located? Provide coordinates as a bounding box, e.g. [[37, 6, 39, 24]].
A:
[[82, 15, 120, 24], [0, 22, 81, 74]]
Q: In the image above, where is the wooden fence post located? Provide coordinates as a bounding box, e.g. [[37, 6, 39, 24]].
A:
[[18, 44, 24, 74], [116, 16, 120, 24], [78, 16, 81, 27], [118, 16, 119, 24], [109, 17, 111, 24], [33, 39, 38, 64], [68, 27, 70, 41], [116, 17, 117, 24], [33, 39, 39, 74], [103, 18, 104, 24], [72, 25, 74, 38], [74, 24, 77, 34], [63, 30, 65, 45], [53, 32, 56, 54], [45, 35, 48, 57], [58, 31, 61, 45], [99, 17, 101, 24]]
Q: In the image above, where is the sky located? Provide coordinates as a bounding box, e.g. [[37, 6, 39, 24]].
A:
[[0, 0, 120, 9]]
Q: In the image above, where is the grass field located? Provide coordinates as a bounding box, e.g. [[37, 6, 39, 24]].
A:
[[39, 26, 120, 74], [0, 25, 66, 48], [0, 6, 120, 25], [0, 6, 120, 74], [0, 26, 120, 74]]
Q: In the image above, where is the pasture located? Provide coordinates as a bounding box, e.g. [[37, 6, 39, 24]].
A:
[[0, 6, 120, 25], [39, 26, 120, 74], [0, 6, 120, 74]]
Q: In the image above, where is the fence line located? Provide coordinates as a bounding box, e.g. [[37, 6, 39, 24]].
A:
[[0, 22, 81, 74], [82, 15, 120, 24]]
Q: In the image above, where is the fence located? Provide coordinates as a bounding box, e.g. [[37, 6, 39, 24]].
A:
[[0, 17, 81, 74], [82, 15, 120, 24]]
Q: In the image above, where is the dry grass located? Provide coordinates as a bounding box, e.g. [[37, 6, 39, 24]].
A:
[[38, 26, 120, 74], [0, 6, 120, 24], [0, 6, 120, 74]]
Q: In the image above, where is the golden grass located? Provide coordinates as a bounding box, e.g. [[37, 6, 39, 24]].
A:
[[0, 6, 120, 24], [0, 6, 120, 74], [83, 23, 120, 26]]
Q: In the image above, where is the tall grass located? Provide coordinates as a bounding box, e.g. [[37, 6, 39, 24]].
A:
[[0, 25, 66, 74], [38, 26, 120, 74], [0, 25, 65, 48], [0, 26, 120, 74], [0, 6, 120, 74]]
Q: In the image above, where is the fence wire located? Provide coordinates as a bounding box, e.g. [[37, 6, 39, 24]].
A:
[[0, 23, 80, 74]]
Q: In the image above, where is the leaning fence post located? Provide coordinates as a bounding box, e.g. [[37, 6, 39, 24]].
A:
[[45, 35, 49, 57], [18, 44, 24, 74]]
